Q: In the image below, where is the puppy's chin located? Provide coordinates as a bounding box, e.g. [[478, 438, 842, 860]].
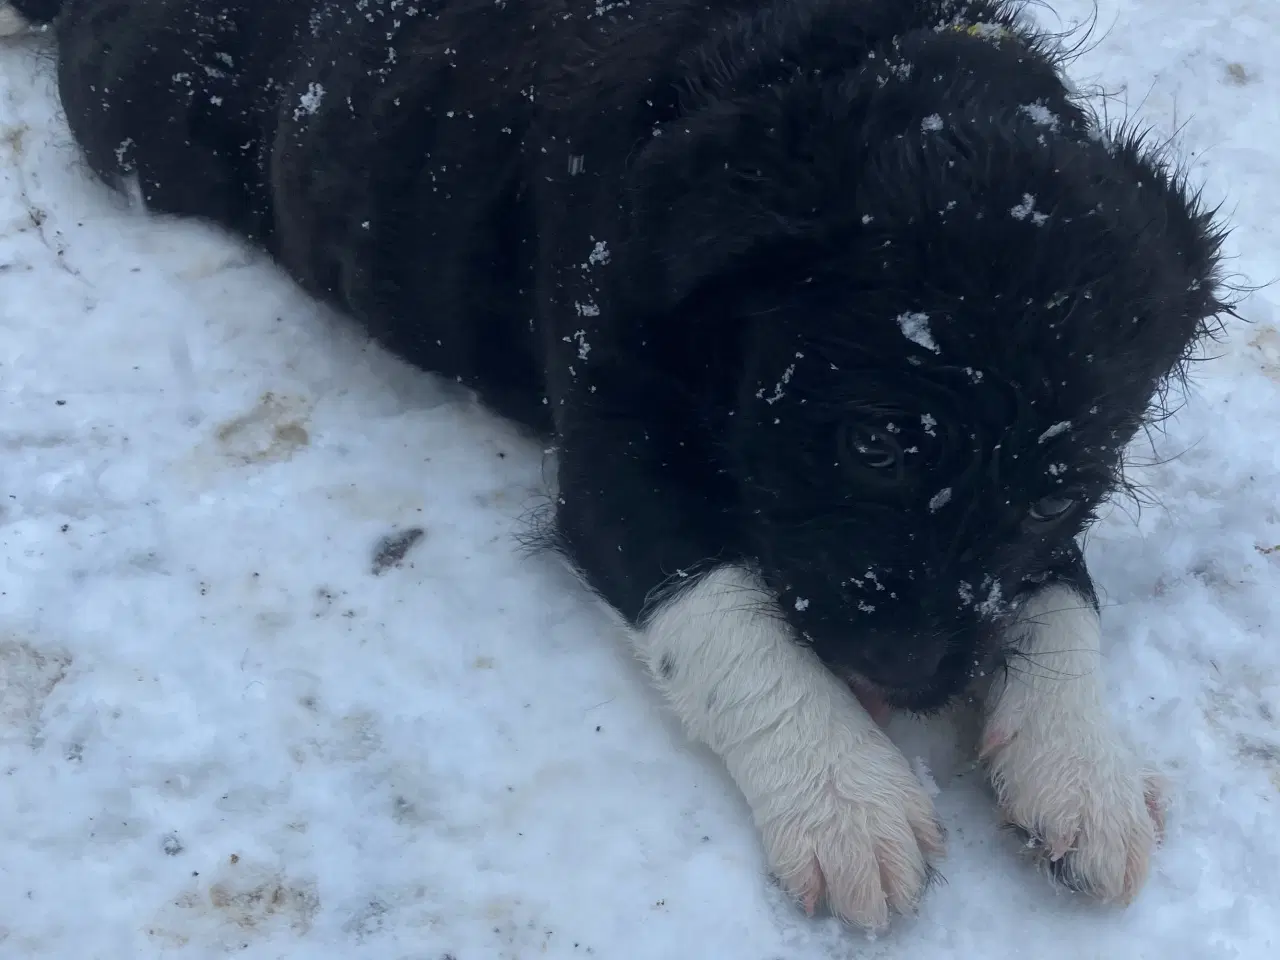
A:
[[778, 590, 1006, 715], [849, 661, 975, 717], [842, 624, 1006, 717]]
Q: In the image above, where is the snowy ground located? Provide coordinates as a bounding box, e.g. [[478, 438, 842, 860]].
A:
[[1, 1, 1278, 957]]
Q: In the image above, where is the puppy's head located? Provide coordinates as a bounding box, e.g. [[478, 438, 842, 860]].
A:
[[626, 15, 1234, 711]]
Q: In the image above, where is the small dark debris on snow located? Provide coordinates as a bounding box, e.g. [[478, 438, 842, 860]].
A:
[[372, 527, 426, 575], [162, 834, 184, 856]]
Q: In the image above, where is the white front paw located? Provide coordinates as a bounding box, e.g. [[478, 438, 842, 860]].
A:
[[982, 584, 1164, 903], [746, 722, 946, 930], [981, 717, 1163, 902], [636, 565, 945, 930]]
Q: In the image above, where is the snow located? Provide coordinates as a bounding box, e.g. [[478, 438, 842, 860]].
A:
[[928, 487, 953, 512], [896, 311, 941, 354], [1, 0, 1278, 956], [1019, 101, 1061, 130], [1009, 192, 1049, 225], [1038, 420, 1073, 443], [293, 82, 325, 119]]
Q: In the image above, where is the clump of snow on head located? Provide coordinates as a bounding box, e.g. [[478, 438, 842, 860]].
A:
[[1037, 420, 1071, 444], [928, 487, 952, 512], [563, 329, 592, 360], [934, 19, 1012, 43], [1019, 101, 1060, 131], [975, 580, 1006, 618], [756, 352, 804, 406], [897, 311, 941, 354], [585, 239, 610, 268], [968, 22, 1009, 42], [1010, 194, 1049, 226], [293, 82, 324, 119], [888, 59, 913, 81]]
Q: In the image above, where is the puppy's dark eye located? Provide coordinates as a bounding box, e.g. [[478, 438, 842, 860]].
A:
[[854, 437, 896, 469], [1028, 496, 1075, 522], [839, 424, 902, 472]]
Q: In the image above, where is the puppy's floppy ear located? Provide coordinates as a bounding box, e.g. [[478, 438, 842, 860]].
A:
[[1104, 124, 1234, 326], [621, 94, 853, 311]]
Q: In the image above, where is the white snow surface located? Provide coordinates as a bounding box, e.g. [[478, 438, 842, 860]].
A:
[[2, 1, 1280, 957]]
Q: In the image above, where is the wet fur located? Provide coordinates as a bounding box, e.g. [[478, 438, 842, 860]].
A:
[[7, 0, 1234, 928]]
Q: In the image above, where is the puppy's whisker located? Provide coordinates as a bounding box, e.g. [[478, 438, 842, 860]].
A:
[[1011, 646, 1101, 666], [1001, 659, 1094, 685]]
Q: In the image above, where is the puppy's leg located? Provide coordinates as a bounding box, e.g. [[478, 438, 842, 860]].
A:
[[982, 581, 1163, 902], [639, 564, 945, 930]]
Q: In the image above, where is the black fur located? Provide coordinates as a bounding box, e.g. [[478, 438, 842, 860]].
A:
[[16, 0, 1232, 712]]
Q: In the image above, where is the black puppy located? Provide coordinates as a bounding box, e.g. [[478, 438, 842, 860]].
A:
[[3, 0, 1232, 929]]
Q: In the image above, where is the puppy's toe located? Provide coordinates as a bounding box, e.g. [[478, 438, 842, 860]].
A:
[[987, 732, 1161, 903], [764, 736, 945, 930]]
